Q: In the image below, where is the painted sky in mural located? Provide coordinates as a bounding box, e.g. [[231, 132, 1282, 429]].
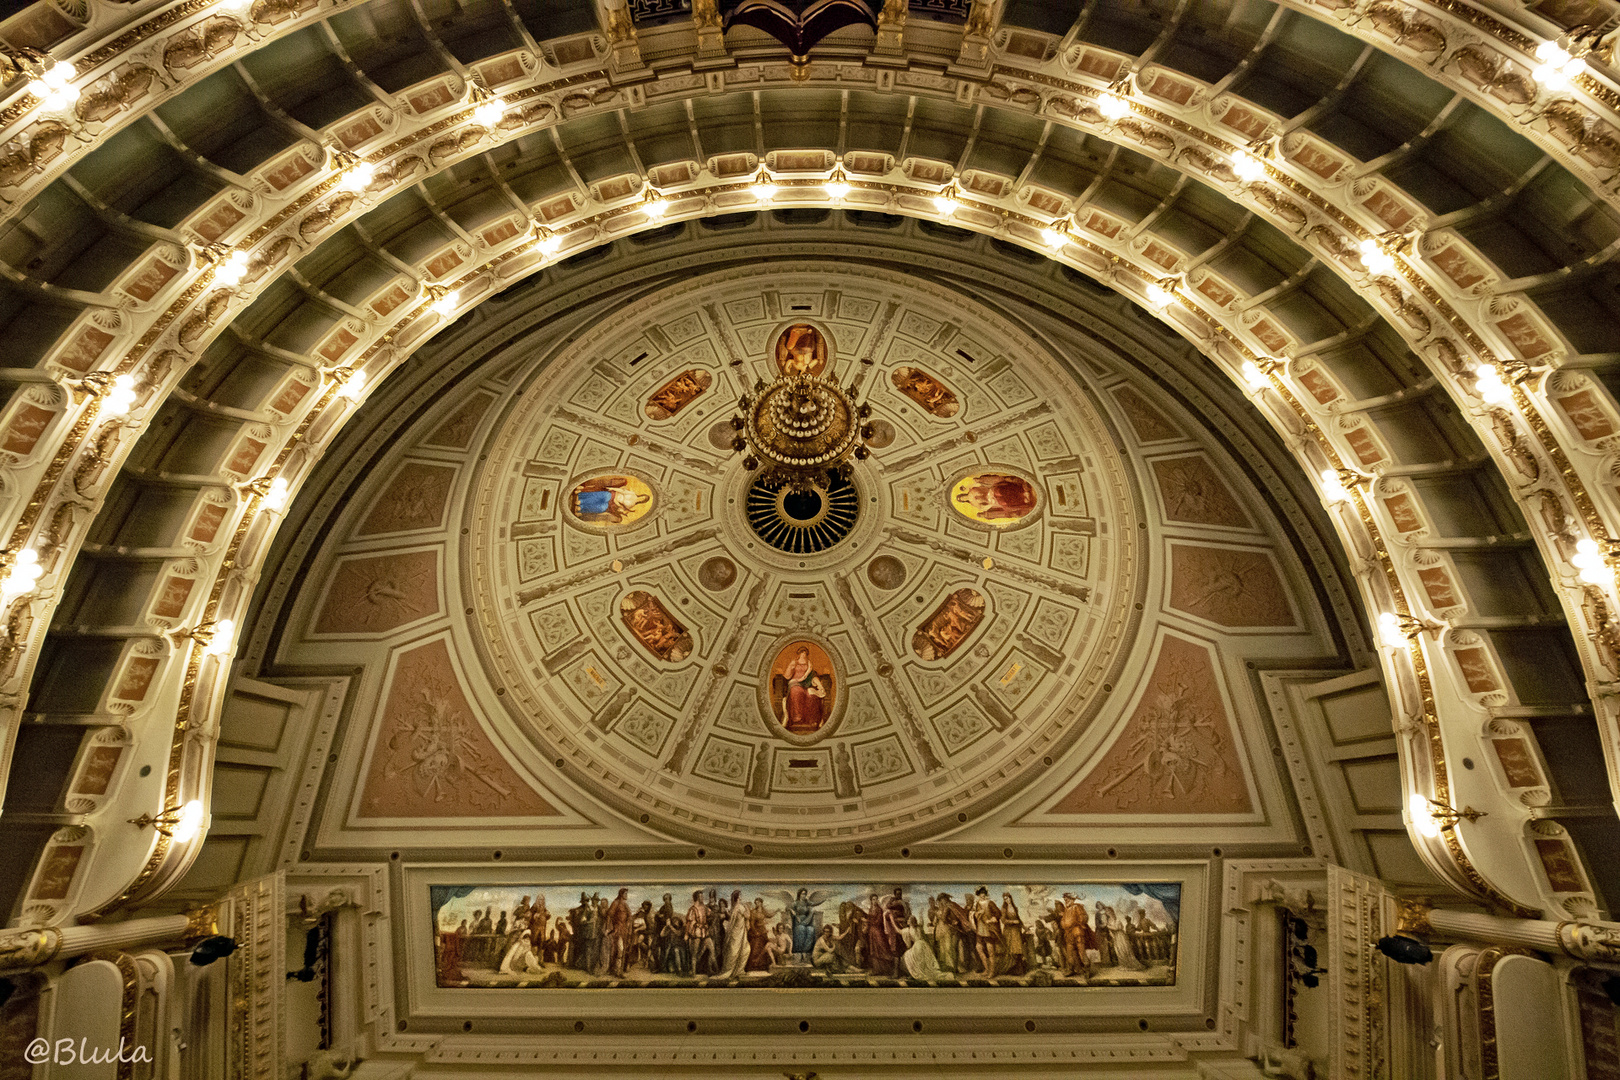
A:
[[431, 881, 1179, 989]]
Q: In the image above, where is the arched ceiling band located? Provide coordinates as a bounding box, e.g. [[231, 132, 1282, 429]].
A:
[[0, 1, 1613, 920]]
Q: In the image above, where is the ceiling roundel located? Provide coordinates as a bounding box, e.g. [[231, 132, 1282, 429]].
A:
[[465, 262, 1143, 850]]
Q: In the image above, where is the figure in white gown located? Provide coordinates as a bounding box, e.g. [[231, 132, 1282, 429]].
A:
[[499, 932, 543, 974], [721, 890, 750, 978], [901, 917, 943, 980], [1108, 908, 1145, 971]]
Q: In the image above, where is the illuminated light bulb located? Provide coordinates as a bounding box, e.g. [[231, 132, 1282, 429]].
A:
[[1097, 94, 1130, 120], [32, 64, 78, 108], [752, 180, 777, 202], [263, 477, 289, 512], [1358, 239, 1396, 276], [1145, 283, 1173, 309], [473, 97, 505, 128], [338, 370, 366, 401], [203, 619, 235, 658], [1573, 537, 1610, 586], [1408, 793, 1441, 839], [643, 196, 667, 219], [933, 193, 958, 216], [825, 181, 850, 200], [1231, 151, 1266, 183], [1, 548, 44, 603], [1319, 468, 1349, 502], [1378, 611, 1409, 650], [431, 290, 459, 317], [341, 161, 376, 192], [536, 233, 562, 256], [1473, 363, 1512, 406], [102, 373, 137, 417], [1241, 360, 1270, 392], [214, 250, 250, 287], [1533, 41, 1584, 90], [170, 799, 206, 843], [1042, 227, 1067, 249]]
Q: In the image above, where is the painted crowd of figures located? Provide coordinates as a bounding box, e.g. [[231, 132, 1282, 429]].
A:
[[433, 883, 1176, 988]]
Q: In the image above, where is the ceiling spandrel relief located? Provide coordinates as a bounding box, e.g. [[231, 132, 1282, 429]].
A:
[[466, 265, 1141, 850]]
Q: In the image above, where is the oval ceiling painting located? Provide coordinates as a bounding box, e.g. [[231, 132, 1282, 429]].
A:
[[567, 474, 654, 529], [950, 471, 1039, 528], [768, 639, 836, 738], [775, 323, 829, 376]]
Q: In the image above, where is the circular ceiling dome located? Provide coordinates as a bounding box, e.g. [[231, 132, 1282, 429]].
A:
[[467, 262, 1142, 851]]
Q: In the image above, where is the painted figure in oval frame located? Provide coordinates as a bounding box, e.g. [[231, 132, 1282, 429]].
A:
[[569, 475, 653, 527], [775, 324, 828, 376], [951, 471, 1038, 527], [769, 640, 835, 736]]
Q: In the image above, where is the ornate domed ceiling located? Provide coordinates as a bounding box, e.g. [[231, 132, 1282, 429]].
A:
[[467, 263, 1142, 848], [262, 246, 1341, 872]]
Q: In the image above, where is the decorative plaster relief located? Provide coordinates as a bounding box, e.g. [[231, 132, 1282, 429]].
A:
[[1168, 544, 1298, 629], [313, 549, 441, 637], [357, 639, 556, 819], [1050, 635, 1253, 816], [356, 462, 457, 537]]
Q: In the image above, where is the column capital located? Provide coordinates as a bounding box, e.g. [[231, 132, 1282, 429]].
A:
[[0, 927, 62, 972], [1556, 919, 1620, 965]]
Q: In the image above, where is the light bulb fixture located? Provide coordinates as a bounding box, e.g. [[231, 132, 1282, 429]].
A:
[[1231, 150, 1266, 183], [825, 179, 850, 200], [751, 170, 777, 202], [430, 289, 459, 317], [1473, 363, 1513, 407], [933, 187, 959, 216], [130, 799, 206, 843], [1573, 537, 1611, 586], [30, 61, 78, 108], [263, 477, 289, 511], [340, 160, 376, 192], [1144, 281, 1175, 309], [1042, 219, 1071, 249], [473, 97, 505, 128], [643, 195, 668, 219], [203, 618, 235, 658], [1377, 610, 1425, 649], [534, 230, 563, 257], [101, 373, 137, 417], [336, 368, 366, 401], [1407, 792, 1484, 839], [0, 548, 44, 605], [1358, 238, 1396, 277], [1319, 467, 1351, 503], [213, 250, 250, 287], [1097, 93, 1130, 120], [1241, 360, 1271, 392], [1533, 40, 1585, 90]]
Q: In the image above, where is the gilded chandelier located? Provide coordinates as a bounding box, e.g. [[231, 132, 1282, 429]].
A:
[[729, 364, 876, 493]]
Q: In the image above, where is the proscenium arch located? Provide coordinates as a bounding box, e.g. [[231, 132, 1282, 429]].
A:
[[1, 0, 1616, 922]]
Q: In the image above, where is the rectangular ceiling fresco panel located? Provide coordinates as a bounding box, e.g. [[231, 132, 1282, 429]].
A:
[[430, 880, 1180, 989]]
